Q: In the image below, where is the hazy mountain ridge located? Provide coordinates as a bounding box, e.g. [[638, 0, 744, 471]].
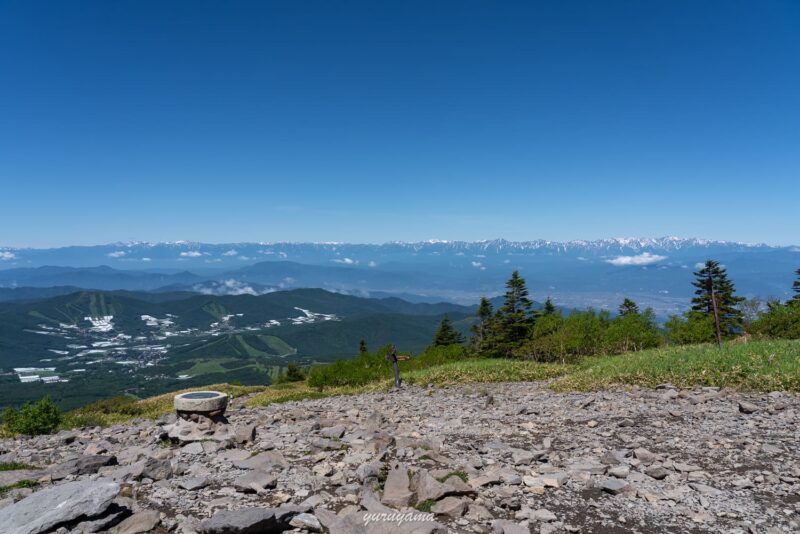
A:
[[0, 237, 790, 268], [1, 238, 797, 316]]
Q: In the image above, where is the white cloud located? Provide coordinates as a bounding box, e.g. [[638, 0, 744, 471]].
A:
[[107, 251, 126, 258], [180, 251, 203, 257], [141, 257, 152, 262], [695, 262, 705, 269], [368, 260, 378, 267], [194, 279, 272, 296], [0, 251, 16, 261], [606, 253, 667, 266], [222, 249, 238, 256], [332, 257, 357, 265], [238, 256, 252, 261], [471, 261, 486, 271]]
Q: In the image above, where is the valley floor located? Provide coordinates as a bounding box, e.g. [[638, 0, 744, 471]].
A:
[[1, 381, 798, 533]]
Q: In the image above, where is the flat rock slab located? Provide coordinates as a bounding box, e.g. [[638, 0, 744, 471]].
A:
[[51, 455, 118, 479], [199, 507, 298, 534], [110, 510, 161, 534], [331, 511, 446, 534], [0, 478, 119, 534]]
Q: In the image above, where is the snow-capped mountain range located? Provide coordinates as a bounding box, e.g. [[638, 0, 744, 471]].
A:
[[0, 237, 789, 268], [0, 238, 797, 316]]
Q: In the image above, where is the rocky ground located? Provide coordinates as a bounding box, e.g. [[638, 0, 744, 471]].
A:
[[0, 382, 798, 533]]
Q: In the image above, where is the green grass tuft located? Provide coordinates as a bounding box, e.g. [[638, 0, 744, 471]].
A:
[[0, 479, 38, 497], [0, 462, 37, 471], [415, 499, 435, 512], [437, 470, 469, 483]]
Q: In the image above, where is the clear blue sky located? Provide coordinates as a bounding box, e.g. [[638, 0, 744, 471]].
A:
[[1, 1, 798, 247]]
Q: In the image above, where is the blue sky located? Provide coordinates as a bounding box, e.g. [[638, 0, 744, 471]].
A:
[[1, 1, 798, 247]]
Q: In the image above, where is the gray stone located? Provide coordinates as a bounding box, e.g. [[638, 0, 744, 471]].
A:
[[414, 470, 450, 502], [689, 483, 722, 496], [199, 507, 298, 534], [645, 467, 670, 480], [431, 496, 466, 518], [381, 466, 413, 508], [738, 401, 759, 414], [330, 511, 446, 533], [234, 423, 257, 444], [233, 470, 277, 493], [633, 448, 655, 464], [181, 442, 204, 455], [532, 508, 557, 522], [321, 425, 346, 439], [607, 466, 629, 479], [109, 510, 160, 534], [141, 458, 172, 481], [178, 476, 210, 490], [51, 455, 118, 478], [0, 478, 119, 534], [68, 504, 128, 534], [541, 472, 568, 488], [491, 519, 530, 534], [232, 451, 288, 470], [597, 477, 631, 495], [289, 513, 322, 532]]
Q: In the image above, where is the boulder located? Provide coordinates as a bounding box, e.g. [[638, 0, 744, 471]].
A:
[[109, 510, 160, 534], [51, 455, 118, 479], [381, 466, 413, 508], [233, 470, 278, 493], [0, 478, 119, 534], [430, 496, 466, 518], [199, 507, 299, 534]]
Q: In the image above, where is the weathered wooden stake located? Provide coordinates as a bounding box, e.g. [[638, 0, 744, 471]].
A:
[[387, 344, 402, 388]]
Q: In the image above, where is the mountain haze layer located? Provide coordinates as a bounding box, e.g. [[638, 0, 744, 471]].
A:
[[1, 238, 797, 315]]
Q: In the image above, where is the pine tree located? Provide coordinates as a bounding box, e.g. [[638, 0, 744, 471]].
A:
[[495, 271, 535, 356], [792, 268, 800, 305], [432, 314, 465, 346], [358, 339, 368, 354], [618, 298, 640, 316], [691, 259, 745, 335], [542, 297, 557, 316], [471, 297, 495, 349]]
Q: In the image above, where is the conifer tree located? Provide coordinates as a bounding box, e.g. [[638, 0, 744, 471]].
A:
[[691, 259, 745, 335], [792, 268, 800, 305], [358, 339, 368, 354], [432, 314, 465, 346], [543, 297, 557, 316], [495, 271, 535, 356], [618, 298, 640, 316], [471, 297, 495, 349]]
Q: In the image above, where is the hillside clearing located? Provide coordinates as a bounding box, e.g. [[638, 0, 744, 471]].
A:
[[2, 339, 797, 434]]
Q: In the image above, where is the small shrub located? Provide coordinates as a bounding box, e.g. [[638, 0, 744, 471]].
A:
[[2, 397, 62, 436], [274, 363, 307, 384], [415, 499, 435, 512]]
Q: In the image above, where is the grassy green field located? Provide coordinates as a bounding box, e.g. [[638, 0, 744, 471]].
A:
[[2, 339, 797, 435], [550, 339, 800, 392]]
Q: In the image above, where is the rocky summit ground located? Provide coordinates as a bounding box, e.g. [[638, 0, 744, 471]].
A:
[[1, 382, 799, 534]]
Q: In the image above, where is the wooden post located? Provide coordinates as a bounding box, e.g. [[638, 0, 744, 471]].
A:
[[706, 275, 723, 348], [387, 344, 401, 389]]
